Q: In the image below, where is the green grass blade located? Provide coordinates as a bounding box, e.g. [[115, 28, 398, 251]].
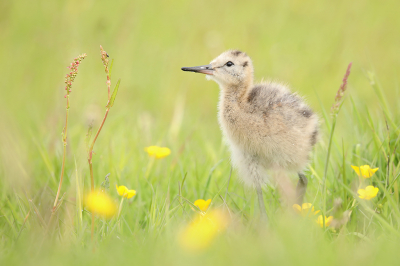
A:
[[202, 159, 223, 199], [368, 72, 399, 134], [106, 78, 121, 108], [109, 59, 114, 80], [75, 157, 82, 231], [338, 180, 400, 237]]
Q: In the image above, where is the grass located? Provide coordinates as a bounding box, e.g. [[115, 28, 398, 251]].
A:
[[1, 0, 400, 265]]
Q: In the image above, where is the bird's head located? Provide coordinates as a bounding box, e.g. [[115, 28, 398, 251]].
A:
[[182, 50, 254, 90]]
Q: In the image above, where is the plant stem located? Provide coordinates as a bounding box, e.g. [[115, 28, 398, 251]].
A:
[[88, 109, 110, 156], [89, 162, 94, 241], [107, 75, 111, 101], [53, 96, 69, 209], [48, 95, 70, 230], [322, 116, 336, 230], [118, 197, 125, 219], [87, 78, 111, 242], [46, 53, 86, 236], [323, 62, 352, 230], [87, 46, 115, 243]]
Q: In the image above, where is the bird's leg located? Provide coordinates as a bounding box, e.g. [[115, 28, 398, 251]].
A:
[[273, 170, 296, 205], [256, 183, 268, 220], [296, 172, 308, 204]]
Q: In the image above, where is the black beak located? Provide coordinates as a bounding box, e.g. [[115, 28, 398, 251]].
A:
[[181, 64, 214, 75]]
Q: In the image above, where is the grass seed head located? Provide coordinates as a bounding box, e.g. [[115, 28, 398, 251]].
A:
[[331, 62, 352, 114], [100, 45, 109, 73], [64, 53, 87, 96]]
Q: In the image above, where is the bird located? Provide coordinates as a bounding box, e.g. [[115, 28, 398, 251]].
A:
[[181, 50, 318, 217]]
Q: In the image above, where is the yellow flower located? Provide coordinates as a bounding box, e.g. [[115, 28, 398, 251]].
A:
[[144, 146, 171, 159], [316, 215, 333, 228], [358, 185, 379, 200], [116, 185, 136, 199], [178, 209, 229, 252], [116, 185, 128, 196], [194, 199, 211, 212], [85, 191, 117, 219], [293, 203, 320, 217], [351, 165, 379, 178]]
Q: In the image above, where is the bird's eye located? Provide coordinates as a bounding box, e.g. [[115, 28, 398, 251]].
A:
[[226, 61, 234, 67]]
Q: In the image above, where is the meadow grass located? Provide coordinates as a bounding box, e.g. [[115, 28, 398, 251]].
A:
[[1, 0, 400, 265]]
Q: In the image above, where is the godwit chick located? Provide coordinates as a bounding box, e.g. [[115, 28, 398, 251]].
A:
[[181, 50, 318, 217]]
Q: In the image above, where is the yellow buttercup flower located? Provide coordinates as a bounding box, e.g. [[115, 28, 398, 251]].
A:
[[116, 185, 128, 196], [358, 185, 379, 200], [116, 185, 136, 199], [178, 209, 229, 252], [144, 146, 171, 159], [194, 199, 211, 212], [293, 203, 320, 217], [85, 191, 117, 219], [316, 215, 333, 228], [351, 165, 379, 178]]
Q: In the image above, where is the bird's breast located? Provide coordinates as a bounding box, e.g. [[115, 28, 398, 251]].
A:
[[218, 98, 269, 154]]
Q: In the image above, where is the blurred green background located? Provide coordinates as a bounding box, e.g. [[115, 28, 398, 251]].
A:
[[2, 0, 399, 186], [1, 0, 400, 264], [1, 0, 399, 126]]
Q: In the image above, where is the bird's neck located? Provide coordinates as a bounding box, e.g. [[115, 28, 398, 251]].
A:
[[221, 81, 253, 107]]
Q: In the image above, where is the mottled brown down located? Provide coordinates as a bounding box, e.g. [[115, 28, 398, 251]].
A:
[[183, 50, 318, 212]]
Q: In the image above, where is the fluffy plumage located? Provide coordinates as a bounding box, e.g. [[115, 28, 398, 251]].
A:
[[182, 50, 318, 209], [206, 50, 318, 187]]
